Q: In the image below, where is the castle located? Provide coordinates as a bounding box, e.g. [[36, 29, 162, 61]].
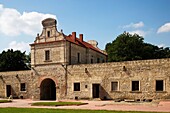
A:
[[0, 18, 170, 101]]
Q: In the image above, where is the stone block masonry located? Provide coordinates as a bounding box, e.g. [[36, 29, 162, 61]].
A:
[[66, 58, 170, 100], [0, 70, 31, 99], [0, 58, 170, 100]]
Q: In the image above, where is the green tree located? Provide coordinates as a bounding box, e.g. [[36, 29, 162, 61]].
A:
[[106, 32, 144, 62], [106, 32, 170, 62], [0, 49, 30, 72]]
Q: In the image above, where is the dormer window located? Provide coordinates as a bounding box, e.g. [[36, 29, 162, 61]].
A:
[[47, 31, 50, 37]]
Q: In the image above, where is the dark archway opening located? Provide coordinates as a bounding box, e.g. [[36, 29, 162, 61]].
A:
[[40, 78, 56, 100]]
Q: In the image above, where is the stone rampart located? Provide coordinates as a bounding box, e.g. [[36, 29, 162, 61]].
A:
[[0, 58, 170, 100], [0, 70, 31, 98], [67, 58, 170, 100]]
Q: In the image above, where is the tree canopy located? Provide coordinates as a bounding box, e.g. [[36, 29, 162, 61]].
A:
[[0, 49, 30, 72], [105, 32, 170, 62]]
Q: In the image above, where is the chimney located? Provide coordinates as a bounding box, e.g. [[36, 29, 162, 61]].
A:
[[79, 34, 83, 42], [72, 32, 76, 42]]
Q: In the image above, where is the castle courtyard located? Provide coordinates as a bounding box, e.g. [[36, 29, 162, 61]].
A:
[[0, 99, 170, 112], [0, 18, 170, 101]]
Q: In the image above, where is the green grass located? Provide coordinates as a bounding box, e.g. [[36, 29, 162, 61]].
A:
[[31, 101, 88, 106], [0, 99, 12, 103], [0, 108, 165, 113]]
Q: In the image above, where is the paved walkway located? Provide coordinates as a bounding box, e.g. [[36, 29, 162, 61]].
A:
[[0, 99, 170, 112]]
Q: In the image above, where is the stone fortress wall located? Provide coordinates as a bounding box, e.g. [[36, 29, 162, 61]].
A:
[[0, 58, 170, 100], [67, 58, 170, 100], [0, 70, 31, 98]]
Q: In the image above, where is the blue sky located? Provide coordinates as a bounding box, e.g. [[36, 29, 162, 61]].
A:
[[0, 0, 170, 54]]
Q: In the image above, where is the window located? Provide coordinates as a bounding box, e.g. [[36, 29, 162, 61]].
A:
[[77, 53, 80, 63], [132, 81, 139, 91], [97, 58, 100, 63], [91, 59, 93, 64], [111, 81, 118, 91], [74, 83, 80, 91], [156, 80, 164, 91], [85, 85, 88, 88], [91, 56, 93, 64], [20, 83, 26, 91], [47, 31, 50, 37], [45, 50, 50, 61]]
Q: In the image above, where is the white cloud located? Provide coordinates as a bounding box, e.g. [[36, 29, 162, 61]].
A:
[[5, 41, 30, 54], [0, 4, 56, 36], [157, 23, 170, 33], [123, 21, 144, 29], [158, 44, 165, 48], [128, 30, 146, 36]]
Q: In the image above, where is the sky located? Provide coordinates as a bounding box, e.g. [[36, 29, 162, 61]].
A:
[[0, 0, 170, 54]]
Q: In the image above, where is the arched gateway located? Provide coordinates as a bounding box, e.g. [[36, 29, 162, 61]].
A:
[[40, 78, 56, 100]]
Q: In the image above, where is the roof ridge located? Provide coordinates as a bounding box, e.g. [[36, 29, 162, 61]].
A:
[[65, 34, 107, 55]]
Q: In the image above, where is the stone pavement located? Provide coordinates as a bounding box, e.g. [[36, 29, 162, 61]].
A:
[[0, 99, 170, 112]]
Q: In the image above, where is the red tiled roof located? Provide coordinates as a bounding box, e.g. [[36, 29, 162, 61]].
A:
[[65, 35, 107, 55], [30, 33, 107, 56]]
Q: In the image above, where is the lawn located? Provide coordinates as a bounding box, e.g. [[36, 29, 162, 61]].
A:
[[0, 99, 12, 103], [31, 101, 88, 106], [0, 108, 164, 113]]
